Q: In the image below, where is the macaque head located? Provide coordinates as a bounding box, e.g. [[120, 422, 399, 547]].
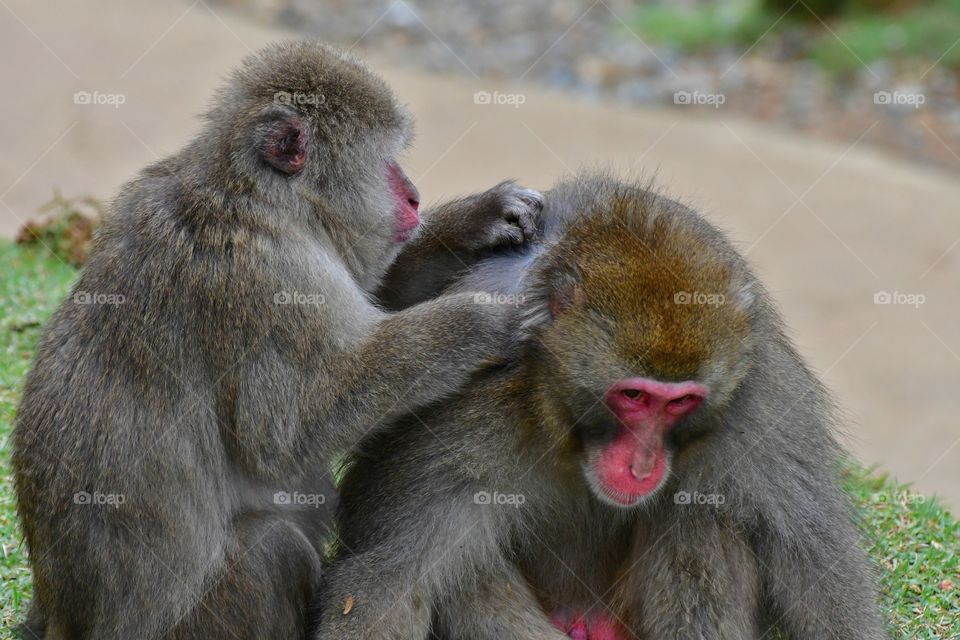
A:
[[213, 41, 419, 288], [523, 181, 756, 508]]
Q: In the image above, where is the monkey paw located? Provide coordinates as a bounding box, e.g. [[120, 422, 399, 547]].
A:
[[549, 608, 626, 640], [477, 181, 543, 249]]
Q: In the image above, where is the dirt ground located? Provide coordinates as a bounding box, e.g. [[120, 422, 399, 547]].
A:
[[2, 0, 958, 509]]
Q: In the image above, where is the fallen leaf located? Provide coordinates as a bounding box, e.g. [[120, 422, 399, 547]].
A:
[[343, 595, 354, 615]]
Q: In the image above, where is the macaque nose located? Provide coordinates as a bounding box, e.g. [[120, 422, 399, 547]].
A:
[[388, 161, 420, 210], [407, 183, 420, 211], [607, 377, 707, 423]]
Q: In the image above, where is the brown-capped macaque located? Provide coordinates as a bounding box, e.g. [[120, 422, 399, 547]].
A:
[[315, 175, 887, 640]]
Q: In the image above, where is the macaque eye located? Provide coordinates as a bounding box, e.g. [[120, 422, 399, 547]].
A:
[[622, 389, 644, 400], [668, 394, 695, 408]]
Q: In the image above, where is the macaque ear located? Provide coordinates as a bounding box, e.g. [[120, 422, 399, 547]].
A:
[[549, 277, 584, 318], [520, 264, 583, 331], [255, 107, 309, 175]]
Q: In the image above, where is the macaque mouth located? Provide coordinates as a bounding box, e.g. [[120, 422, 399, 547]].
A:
[[593, 378, 707, 506], [388, 161, 421, 242]]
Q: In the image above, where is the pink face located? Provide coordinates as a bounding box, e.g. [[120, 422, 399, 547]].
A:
[[588, 377, 707, 507], [387, 161, 420, 242]]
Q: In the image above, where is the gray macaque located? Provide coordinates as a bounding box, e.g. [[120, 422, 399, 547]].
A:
[[316, 174, 888, 640], [12, 41, 541, 640]]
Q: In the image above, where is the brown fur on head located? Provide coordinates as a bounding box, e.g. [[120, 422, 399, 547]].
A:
[[517, 176, 756, 507]]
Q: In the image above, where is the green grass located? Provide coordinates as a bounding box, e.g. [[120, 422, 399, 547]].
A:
[[0, 242, 957, 638], [843, 467, 960, 638], [628, 0, 960, 74], [810, 2, 960, 74], [626, 2, 779, 53], [0, 243, 76, 636]]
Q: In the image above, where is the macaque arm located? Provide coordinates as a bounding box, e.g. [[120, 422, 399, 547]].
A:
[[377, 182, 542, 310], [751, 481, 888, 639], [734, 344, 887, 639], [376, 196, 478, 310], [308, 291, 508, 457]]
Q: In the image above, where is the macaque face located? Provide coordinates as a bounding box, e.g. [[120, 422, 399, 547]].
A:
[[535, 200, 751, 508], [583, 377, 707, 507]]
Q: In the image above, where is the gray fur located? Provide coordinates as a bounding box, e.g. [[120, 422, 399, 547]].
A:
[[12, 41, 540, 640], [315, 173, 888, 639]]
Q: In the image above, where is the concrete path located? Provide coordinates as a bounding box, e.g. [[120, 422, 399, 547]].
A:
[[2, 0, 958, 508]]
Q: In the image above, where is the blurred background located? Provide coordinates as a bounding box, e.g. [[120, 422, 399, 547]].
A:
[[1, 0, 958, 508]]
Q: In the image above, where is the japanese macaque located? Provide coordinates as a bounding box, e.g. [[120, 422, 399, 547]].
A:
[[13, 41, 541, 640], [316, 174, 887, 640]]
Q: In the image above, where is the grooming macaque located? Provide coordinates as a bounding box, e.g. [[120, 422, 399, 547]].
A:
[[316, 175, 887, 640], [12, 41, 541, 640]]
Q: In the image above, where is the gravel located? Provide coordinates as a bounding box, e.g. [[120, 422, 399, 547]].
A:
[[211, 0, 960, 172]]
